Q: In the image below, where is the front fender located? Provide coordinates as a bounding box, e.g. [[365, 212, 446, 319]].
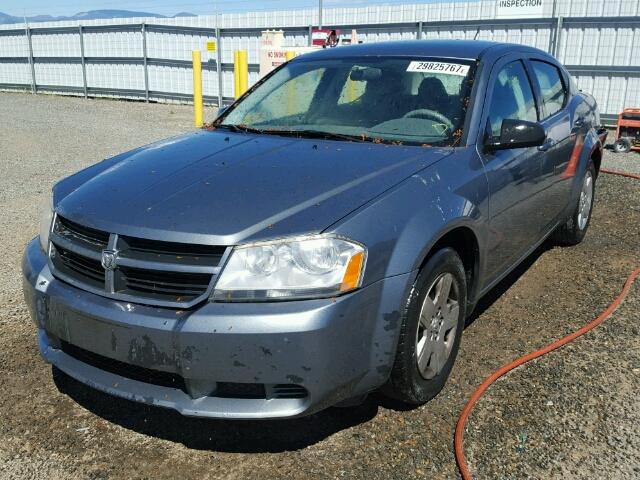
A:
[[329, 150, 489, 287]]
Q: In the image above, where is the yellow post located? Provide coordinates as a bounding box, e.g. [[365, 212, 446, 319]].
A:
[[192, 50, 203, 127], [285, 51, 297, 116], [346, 77, 357, 103], [237, 49, 249, 98], [233, 50, 241, 100]]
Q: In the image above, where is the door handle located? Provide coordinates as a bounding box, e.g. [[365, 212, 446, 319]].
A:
[[538, 138, 556, 152], [573, 118, 585, 128]]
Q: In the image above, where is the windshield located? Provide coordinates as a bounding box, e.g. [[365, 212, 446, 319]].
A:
[[218, 57, 476, 146]]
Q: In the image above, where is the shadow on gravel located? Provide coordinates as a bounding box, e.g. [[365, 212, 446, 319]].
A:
[[466, 241, 552, 327], [52, 367, 382, 453]]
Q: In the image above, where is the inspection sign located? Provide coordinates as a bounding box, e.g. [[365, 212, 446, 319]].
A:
[[206, 41, 217, 52], [495, 0, 545, 18]]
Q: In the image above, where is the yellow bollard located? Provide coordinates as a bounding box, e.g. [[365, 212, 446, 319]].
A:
[[346, 76, 358, 103], [233, 50, 241, 100], [237, 49, 249, 98], [192, 50, 203, 127], [285, 51, 296, 116]]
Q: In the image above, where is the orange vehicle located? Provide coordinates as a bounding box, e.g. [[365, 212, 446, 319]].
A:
[[613, 108, 640, 153]]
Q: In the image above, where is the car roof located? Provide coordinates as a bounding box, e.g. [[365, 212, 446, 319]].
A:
[[298, 39, 550, 62]]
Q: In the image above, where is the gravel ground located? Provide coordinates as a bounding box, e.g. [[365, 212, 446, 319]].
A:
[[602, 143, 640, 175], [0, 92, 638, 480]]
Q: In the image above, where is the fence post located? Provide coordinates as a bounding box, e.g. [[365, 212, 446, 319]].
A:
[[308, 25, 313, 46], [78, 25, 88, 98], [193, 50, 204, 127], [417, 21, 423, 40], [141, 22, 149, 102], [553, 16, 563, 58], [216, 27, 223, 108], [25, 25, 36, 94]]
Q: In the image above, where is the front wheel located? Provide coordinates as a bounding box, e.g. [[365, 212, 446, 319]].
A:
[[552, 161, 596, 246], [382, 248, 467, 405]]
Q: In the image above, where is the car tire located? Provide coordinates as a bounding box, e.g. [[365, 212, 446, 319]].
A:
[[552, 161, 596, 246], [382, 248, 467, 405], [613, 138, 631, 154]]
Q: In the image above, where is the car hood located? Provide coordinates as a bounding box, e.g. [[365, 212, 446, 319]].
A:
[[55, 130, 451, 245]]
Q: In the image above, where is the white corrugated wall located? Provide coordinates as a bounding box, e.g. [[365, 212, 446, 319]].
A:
[[0, 0, 638, 118]]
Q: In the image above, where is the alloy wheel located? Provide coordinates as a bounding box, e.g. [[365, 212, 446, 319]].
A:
[[577, 170, 594, 231], [415, 272, 460, 380]]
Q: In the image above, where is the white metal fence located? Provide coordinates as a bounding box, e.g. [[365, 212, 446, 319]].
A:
[[1, 0, 639, 124]]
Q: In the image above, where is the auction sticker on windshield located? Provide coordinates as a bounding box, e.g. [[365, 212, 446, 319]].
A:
[[406, 61, 470, 76]]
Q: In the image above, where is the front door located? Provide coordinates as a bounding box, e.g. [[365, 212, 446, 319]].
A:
[[479, 57, 548, 282]]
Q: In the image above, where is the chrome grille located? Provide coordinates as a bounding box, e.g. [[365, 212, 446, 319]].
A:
[[117, 266, 213, 301], [55, 215, 109, 250], [51, 244, 105, 288], [49, 215, 229, 308]]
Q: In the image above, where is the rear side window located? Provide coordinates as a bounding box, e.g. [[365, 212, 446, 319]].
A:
[[531, 60, 567, 118], [488, 61, 538, 137]]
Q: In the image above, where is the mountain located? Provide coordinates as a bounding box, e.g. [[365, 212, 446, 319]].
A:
[[0, 12, 17, 24], [0, 9, 195, 25], [71, 9, 165, 20]]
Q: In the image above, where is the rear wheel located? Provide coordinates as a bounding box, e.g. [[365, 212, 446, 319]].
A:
[[613, 138, 631, 154], [382, 248, 467, 405], [552, 161, 596, 246]]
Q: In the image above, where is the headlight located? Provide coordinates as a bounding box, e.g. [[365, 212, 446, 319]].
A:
[[38, 193, 54, 253], [212, 235, 366, 301]]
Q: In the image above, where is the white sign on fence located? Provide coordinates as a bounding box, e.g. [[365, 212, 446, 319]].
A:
[[495, 0, 545, 19]]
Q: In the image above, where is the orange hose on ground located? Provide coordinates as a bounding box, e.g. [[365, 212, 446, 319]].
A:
[[454, 169, 640, 480], [600, 168, 640, 180]]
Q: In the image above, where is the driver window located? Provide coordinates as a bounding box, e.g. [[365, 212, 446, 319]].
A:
[[488, 61, 538, 137]]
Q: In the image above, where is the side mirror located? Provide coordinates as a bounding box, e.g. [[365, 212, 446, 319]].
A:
[[485, 119, 546, 151]]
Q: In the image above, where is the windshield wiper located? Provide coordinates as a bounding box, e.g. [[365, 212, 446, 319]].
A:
[[266, 129, 370, 142], [217, 124, 265, 134], [216, 125, 401, 145], [217, 125, 364, 142]]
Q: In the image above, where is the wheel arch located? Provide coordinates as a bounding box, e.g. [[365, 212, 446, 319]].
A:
[[416, 224, 481, 311], [590, 139, 602, 175]]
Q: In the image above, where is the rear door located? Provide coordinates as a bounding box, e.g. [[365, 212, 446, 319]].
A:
[[525, 57, 575, 226], [478, 55, 548, 282]]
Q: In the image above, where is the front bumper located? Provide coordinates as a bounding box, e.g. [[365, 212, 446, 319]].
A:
[[23, 238, 412, 419]]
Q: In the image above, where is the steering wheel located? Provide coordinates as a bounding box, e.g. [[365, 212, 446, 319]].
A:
[[403, 109, 454, 132]]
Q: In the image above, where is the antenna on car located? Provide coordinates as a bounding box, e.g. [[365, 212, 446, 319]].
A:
[[473, 28, 480, 40]]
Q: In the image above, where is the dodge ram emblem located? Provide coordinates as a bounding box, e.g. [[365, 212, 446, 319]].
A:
[[101, 250, 118, 271]]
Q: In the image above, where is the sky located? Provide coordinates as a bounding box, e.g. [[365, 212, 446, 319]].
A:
[[2, 0, 459, 17]]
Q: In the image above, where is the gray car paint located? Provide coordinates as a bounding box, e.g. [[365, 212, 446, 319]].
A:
[[23, 40, 604, 418]]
